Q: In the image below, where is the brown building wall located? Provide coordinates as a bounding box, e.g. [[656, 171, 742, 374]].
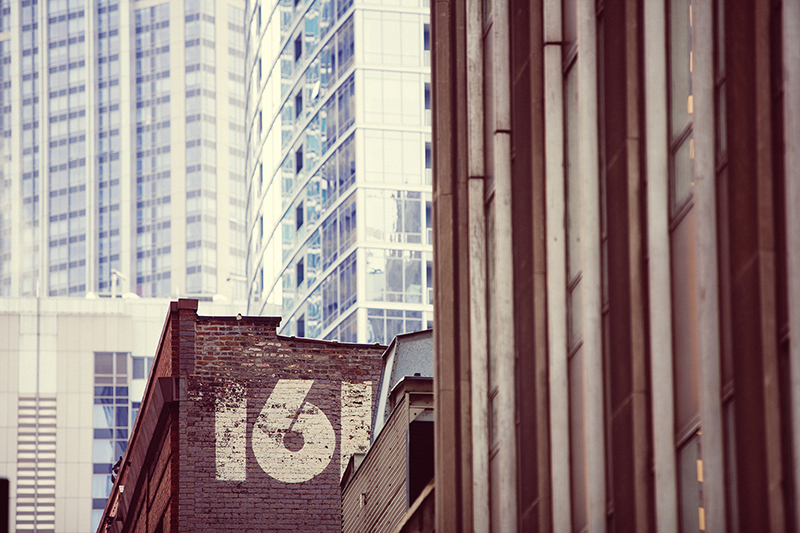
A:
[[97, 300, 384, 533], [431, 0, 799, 531], [179, 317, 383, 531], [341, 398, 409, 533]]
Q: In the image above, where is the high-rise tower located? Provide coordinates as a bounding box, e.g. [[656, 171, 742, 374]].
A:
[[0, 0, 248, 301], [245, 0, 433, 342]]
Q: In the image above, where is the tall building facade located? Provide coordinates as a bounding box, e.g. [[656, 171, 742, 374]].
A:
[[431, 0, 800, 532], [244, 0, 433, 342], [0, 0, 248, 301]]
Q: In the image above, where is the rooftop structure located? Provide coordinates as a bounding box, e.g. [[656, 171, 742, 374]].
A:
[[340, 328, 433, 533]]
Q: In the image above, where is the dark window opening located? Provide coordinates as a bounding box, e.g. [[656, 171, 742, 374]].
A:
[[408, 420, 434, 506], [296, 146, 304, 173], [296, 201, 304, 229], [295, 91, 303, 118], [423, 23, 430, 51], [297, 314, 305, 337], [426, 201, 432, 229], [296, 258, 304, 286], [424, 82, 431, 110], [425, 142, 432, 169], [294, 34, 302, 62]]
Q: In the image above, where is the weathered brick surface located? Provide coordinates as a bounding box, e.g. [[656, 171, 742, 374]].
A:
[[180, 316, 383, 532], [106, 300, 385, 533]]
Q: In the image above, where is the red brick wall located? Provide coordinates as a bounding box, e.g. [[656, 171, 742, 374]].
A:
[[175, 315, 384, 532], [117, 307, 178, 533], [106, 302, 384, 533]]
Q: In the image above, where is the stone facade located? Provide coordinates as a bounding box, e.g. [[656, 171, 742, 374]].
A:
[[97, 299, 384, 532]]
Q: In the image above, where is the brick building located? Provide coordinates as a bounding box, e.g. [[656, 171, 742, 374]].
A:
[[340, 330, 434, 533], [95, 299, 384, 532]]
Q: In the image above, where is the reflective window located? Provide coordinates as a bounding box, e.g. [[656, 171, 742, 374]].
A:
[[365, 189, 423, 244], [367, 309, 424, 344], [296, 258, 305, 286], [338, 193, 356, 254], [365, 248, 423, 303], [296, 201, 305, 230], [93, 351, 130, 517], [320, 251, 356, 328], [324, 310, 357, 342]]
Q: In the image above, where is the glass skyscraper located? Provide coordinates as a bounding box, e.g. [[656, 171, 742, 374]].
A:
[[0, 0, 248, 301], [245, 0, 433, 343]]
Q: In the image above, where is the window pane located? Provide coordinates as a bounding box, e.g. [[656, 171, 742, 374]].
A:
[[565, 67, 581, 281], [115, 406, 128, 428], [92, 474, 113, 498], [404, 255, 421, 303], [92, 440, 114, 463], [670, 0, 693, 138], [368, 316, 384, 344], [115, 353, 127, 374], [678, 433, 702, 532], [673, 135, 694, 208], [671, 211, 700, 433], [132, 357, 144, 379], [95, 352, 113, 374], [93, 405, 114, 428]]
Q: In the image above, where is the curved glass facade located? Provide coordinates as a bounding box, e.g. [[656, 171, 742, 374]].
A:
[[246, 0, 432, 342]]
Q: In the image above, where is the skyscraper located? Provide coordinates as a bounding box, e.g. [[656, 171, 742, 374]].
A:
[[0, 0, 248, 301], [245, 0, 433, 342], [0, 1, 251, 531]]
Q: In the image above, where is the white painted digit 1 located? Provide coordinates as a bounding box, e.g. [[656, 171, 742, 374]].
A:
[[251, 379, 336, 483]]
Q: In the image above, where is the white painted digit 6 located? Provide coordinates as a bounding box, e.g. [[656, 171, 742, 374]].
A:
[[251, 379, 335, 483]]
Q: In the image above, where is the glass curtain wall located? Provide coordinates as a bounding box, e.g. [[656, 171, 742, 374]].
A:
[[95, 0, 122, 292], [0, 41, 10, 295], [134, 4, 171, 297], [21, 0, 41, 296], [47, 0, 88, 296], [246, 0, 433, 343]]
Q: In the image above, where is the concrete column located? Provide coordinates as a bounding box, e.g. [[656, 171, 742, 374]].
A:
[[691, 1, 726, 530], [576, 0, 605, 529], [465, 0, 489, 527], [643, 0, 679, 528], [542, 0, 571, 528]]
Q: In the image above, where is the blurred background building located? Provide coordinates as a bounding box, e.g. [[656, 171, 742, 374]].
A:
[[0, 0, 256, 529], [0, 297, 243, 532], [0, 0, 248, 301], [431, 0, 800, 531], [244, 0, 434, 343]]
